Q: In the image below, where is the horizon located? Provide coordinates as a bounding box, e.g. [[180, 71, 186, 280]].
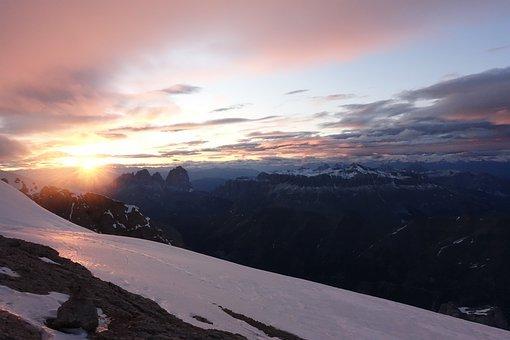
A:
[[1, 1, 510, 172]]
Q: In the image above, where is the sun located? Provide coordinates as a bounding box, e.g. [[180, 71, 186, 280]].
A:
[[79, 158, 101, 173], [80, 159, 97, 171]]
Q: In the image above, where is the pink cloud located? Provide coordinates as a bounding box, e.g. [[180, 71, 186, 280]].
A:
[[0, 1, 491, 87]]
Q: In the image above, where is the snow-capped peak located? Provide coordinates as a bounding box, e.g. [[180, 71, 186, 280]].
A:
[[275, 163, 403, 179]]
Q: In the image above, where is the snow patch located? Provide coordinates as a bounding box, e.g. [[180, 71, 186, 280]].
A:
[[391, 224, 407, 235], [0, 266, 20, 277], [124, 205, 139, 214], [39, 257, 60, 265], [69, 203, 75, 220], [104, 210, 114, 218], [458, 307, 495, 316], [453, 236, 469, 244], [96, 308, 111, 333]]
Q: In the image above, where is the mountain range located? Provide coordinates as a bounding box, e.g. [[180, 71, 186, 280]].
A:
[[98, 163, 510, 330], [1, 179, 509, 339]]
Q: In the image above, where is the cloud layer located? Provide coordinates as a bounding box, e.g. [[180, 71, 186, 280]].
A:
[[194, 67, 510, 160], [1, 1, 509, 167]]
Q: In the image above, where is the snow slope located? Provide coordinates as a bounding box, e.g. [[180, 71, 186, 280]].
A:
[[0, 181, 509, 339]]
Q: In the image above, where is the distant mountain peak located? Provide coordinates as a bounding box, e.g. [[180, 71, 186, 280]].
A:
[[134, 169, 152, 180], [165, 166, 192, 191], [151, 172, 165, 185]]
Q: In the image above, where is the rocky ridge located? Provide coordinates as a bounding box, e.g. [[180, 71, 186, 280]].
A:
[[31, 186, 176, 245]]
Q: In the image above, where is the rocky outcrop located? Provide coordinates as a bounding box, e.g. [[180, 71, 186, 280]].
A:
[[47, 292, 99, 332], [31, 186, 174, 245], [0, 310, 42, 340]]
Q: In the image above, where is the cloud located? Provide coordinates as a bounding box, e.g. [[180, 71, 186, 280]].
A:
[[247, 131, 316, 140], [159, 150, 201, 157], [285, 89, 309, 95], [0, 68, 122, 133], [0, 135, 28, 162], [210, 103, 251, 113], [191, 67, 510, 161], [184, 140, 207, 146], [1, 2, 509, 166], [160, 84, 202, 95], [313, 111, 330, 118], [313, 93, 356, 101], [96, 132, 128, 139], [399, 66, 510, 123], [109, 116, 278, 133], [487, 44, 510, 52]]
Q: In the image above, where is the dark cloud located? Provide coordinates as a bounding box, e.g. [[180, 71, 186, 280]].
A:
[[194, 67, 510, 161], [97, 153, 159, 159], [487, 44, 510, 52], [159, 150, 201, 157], [321, 67, 510, 133], [210, 103, 251, 113], [160, 84, 202, 95], [400, 67, 510, 102], [0, 111, 120, 134], [0, 67, 120, 133], [0, 135, 28, 162], [184, 140, 207, 146], [109, 116, 278, 133], [285, 89, 309, 95], [313, 93, 356, 101], [96, 132, 128, 139], [313, 111, 330, 118], [247, 131, 316, 140]]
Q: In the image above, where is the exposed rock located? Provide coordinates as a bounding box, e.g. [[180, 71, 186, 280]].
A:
[[47, 292, 99, 332], [191, 315, 213, 325], [0, 310, 42, 340], [220, 306, 303, 340]]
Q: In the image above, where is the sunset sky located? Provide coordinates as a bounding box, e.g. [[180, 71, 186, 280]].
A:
[[1, 1, 510, 170]]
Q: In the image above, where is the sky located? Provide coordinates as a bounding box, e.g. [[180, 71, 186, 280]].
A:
[[1, 0, 510, 170]]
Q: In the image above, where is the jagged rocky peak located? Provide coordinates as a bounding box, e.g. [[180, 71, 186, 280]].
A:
[[152, 172, 164, 185], [134, 169, 152, 181], [165, 166, 191, 190]]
